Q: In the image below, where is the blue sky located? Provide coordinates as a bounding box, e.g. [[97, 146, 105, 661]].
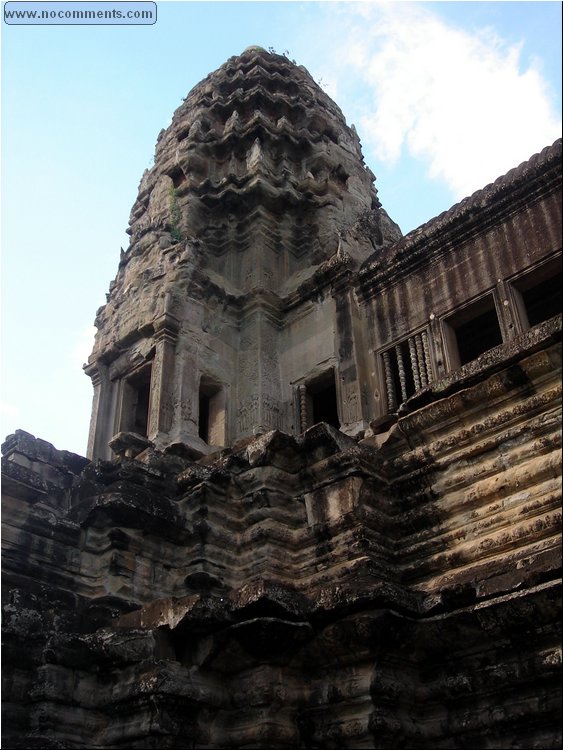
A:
[[1, 1, 561, 456]]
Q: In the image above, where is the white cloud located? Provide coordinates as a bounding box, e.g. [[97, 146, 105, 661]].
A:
[[326, 2, 562, 199]]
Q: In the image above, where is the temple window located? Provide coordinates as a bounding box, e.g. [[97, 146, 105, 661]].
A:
[[198, 378, 226, 446], [298, 370, 340, 431], [381, 330, 433, 413], [511, 257, 562, 329], [443, 294, 503, 370], [119, 363, 153, 438]]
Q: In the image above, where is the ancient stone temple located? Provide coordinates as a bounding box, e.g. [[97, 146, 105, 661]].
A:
[[2, 47, 561, 749]]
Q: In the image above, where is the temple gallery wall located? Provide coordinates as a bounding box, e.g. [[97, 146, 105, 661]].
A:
[[2, 47, 561, 749]]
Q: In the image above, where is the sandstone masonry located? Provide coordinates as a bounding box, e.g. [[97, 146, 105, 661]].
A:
[[2, 48, 561, 749]]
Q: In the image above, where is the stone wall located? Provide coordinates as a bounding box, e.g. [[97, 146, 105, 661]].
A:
[[2, 320, 560, 748], [2, 48, 561, 749], [358, 139, 562, 425]]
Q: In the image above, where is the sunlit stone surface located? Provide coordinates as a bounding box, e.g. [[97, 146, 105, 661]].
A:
[[2, 49, 561, 749]]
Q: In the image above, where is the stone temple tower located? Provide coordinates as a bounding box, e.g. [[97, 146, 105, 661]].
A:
[[3, 46, 560, 750], [85, 46, 401, 461]]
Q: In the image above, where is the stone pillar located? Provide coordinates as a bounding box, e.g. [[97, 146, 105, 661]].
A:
[[84, 361, 114, 461], [148, 311, 179, 448], [333, 282, 368, 436], [428, 313, 447, 378], [236, 297, 282, 440], [172, 351, 199, 444], [496, 278, 523, 339]]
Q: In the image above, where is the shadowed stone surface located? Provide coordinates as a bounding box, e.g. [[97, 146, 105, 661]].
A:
[[2, 48, 561, 749]]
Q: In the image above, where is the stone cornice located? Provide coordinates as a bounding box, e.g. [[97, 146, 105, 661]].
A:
[[238, 288, 284, 325], [357, 139, 562, 302], [153, 311, 180, 341], [282, 253, 356, 311]]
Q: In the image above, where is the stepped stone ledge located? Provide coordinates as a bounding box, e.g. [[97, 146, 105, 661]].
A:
[[2, 47, 561, 749]]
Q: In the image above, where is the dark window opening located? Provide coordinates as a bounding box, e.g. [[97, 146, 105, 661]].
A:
[[455, 307, 503, 365], [122, 364, 152, 438], [133, 380, 151, 437], [198, 379, 226, 446], [331, 164, 349, 187], [519, 271, 562, 327], [445, 296, 503, 369], [306, 371, 340, 430], [312, 384, 340, 428], [169, 167, 186, 189], [198, 392, 211, 441]]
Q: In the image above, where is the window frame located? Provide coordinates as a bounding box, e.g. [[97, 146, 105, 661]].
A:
[[508, 254, 562, 332], [377, 326, 435, 414], [441, 291, 504, 371]]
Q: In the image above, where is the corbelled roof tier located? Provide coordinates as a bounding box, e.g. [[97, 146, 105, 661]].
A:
[[91, 48, 401, 360], [132, 46, 402, 256], [129, 47, 386, 246]]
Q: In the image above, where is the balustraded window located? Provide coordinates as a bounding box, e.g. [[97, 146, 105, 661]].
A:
[[381, 330, 433, 413]]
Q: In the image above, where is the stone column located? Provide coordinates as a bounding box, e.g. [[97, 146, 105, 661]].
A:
[[148, 311, 180, 448], [427, 312, 448, 378], [84, 361, 114, 461], [298, 384, 308, 432], [496, 278, 523, 339], [173, 350, 199, 444], [236, 295, 282, 440], [333, 280, 368, 436]]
